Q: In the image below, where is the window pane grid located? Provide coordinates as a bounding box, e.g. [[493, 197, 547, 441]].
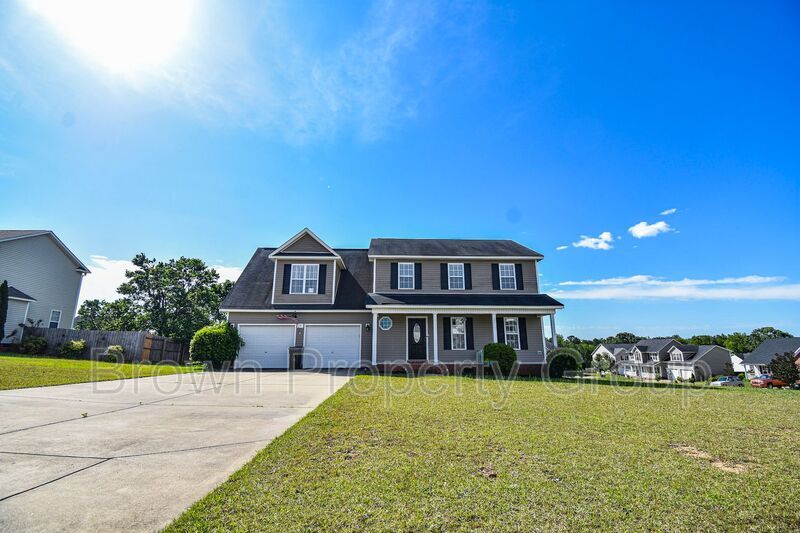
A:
[[499, 264, 516, 290], [448, 263, 464, 290], [451, 317, 466, 350], [290, 264, 319, 294], [504, 317, 520, 350], [399, 262, 414, 289]]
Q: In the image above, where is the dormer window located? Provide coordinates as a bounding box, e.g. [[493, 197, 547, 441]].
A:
[[670, 350, 682, 361], [499, 264, 516, 290], [290, 264, 319, 294], [448, 263, 465, 290], [398, 262, 415, 290]]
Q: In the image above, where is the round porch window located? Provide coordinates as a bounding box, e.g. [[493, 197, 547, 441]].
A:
[[379, 316, 393, 331]]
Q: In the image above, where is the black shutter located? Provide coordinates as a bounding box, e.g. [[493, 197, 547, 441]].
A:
[[440, 263, 448, 290], [466, 317, 474, 350], [519, 317, 528, 350], [491, 263, 500, 290], [443, 317, 451, 350], [496, 316, 505, 344], [515, 264, 524, 290], [414, 263, 422, 290], [282, 264, 292, 294], [317, 264, 327, 294], [464, 263, 472, 290], [390, 262, 398, 289]]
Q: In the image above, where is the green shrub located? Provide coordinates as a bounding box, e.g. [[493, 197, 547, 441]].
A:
[[190, 322, 244, 369], [546, 347, 583, 379], [482, 343, 517, 375], [737, 373, 745, 380], [18, 335, 47, 355], [59, 339, 87, 358], [104, 345, 125, 363]]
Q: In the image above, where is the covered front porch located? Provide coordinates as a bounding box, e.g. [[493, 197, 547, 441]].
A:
[[368, 306, 558, 369]]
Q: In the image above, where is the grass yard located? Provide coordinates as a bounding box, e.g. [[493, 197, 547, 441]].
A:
[[169, 375, 800, 531], [0, 353, 200, 390]]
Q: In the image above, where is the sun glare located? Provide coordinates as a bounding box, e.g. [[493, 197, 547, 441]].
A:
[[27, 0, 194, 76]]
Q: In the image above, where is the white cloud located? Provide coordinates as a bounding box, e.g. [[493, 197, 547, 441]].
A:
[[628, 221, 673, 238], [660, 208, 677, 215], [556, 245, 568, 251], [572, 231, 614, 250], [553, 274, 799, 300], [80, 256, 242, 305]]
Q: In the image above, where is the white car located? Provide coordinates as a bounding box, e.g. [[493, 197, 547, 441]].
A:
[[709, 376, 744, 387]]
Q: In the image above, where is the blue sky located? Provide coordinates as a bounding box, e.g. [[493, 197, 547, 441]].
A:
[[1, 0, 798, 338]]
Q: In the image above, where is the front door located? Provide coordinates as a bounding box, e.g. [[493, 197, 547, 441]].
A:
[[407, 318, 427, 360]]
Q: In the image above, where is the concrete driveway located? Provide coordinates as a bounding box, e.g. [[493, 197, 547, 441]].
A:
[[0, 371, 350, 532]]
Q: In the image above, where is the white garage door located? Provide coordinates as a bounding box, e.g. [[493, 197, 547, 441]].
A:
[[303, 325, 361, 369], [236, 325, 295, 369]]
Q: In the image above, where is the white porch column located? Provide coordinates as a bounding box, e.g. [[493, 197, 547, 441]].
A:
[[550, 313, 558, 348], [432, 312, 439, 363], [371, 312, 378, 365], [491, 312, 498, 342]]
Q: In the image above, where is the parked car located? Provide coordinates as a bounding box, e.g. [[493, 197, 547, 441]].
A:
[[750, 374, 788, 389], [709, 376, 744, 387]]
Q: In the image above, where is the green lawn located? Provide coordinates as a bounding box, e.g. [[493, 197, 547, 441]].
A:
[[168, 375, 800, 531], [0, 353, 201, 390]]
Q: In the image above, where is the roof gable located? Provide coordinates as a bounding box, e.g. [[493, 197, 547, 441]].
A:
[[0, 230, 90, 273], [269, 228, 341, 264]]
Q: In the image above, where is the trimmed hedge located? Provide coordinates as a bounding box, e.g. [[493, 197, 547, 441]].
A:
[[18, 335, 47, 355], [105, 345, 125, 363], [190, 322, 244, 369], [483, 343, 518, 375], [60, 339, 88, 358], [546, 348, 583, 379]]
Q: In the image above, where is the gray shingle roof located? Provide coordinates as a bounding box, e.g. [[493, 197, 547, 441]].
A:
[[221, 249, 373, 310], [0, 230, 50, 241], [366, 293, 563, 307], [8, 286, 35, 301], [368, 238, 543, 258], [634, 338, 679, 352], [743, 337, 800, 365]]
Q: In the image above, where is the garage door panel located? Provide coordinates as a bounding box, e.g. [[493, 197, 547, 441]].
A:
[[304, 325, 361, 369], [237, 325, 295, 369]]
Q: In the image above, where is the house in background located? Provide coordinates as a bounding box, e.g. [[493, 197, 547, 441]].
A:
[[0, 230, 90, 343], [221, 228, 563, 372], [664, 344, 734, 381], [591, 343, 634, 375], [742, 337, 800, 378]]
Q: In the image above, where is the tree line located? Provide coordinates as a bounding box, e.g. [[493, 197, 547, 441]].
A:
[[75, 253, 233, 344], [557, 326, 795, 367]]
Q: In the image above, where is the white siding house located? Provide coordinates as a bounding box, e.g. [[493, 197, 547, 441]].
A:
[[0, 230, 90, 342]]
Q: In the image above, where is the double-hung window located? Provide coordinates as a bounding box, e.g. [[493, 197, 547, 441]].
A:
[[448, 263, 465, 290], [49, 310, 61, 329], [670, 351, 682, 361], [504, 317, 520, 350], [290, 264, 319, 294], [451, 317, 467, 350], [499, 263, 516, 290], [398, 262, 415, 289]]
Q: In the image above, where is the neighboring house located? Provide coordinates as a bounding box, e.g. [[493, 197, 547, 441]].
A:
[[730, 353, 746, 373], [0, 230, 90, 343], [616, 338, 681, 379], [742, 337, 800, 378], [664, 344, 734, 381], [221, 228, 564, 372], [591, 343, 634, 375]]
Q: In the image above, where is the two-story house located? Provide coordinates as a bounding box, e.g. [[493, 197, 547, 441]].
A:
[[220, 228, 564, 372], [615, 338, 680, 379], [664, 344, 735, 381], [1, 230, 90, 343], [591, 343, 635, 375]]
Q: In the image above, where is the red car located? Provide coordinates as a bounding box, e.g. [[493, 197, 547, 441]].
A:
[[750, 374, 788, 389]]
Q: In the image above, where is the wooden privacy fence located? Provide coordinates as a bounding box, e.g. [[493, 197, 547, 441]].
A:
[[26, 327, 189, 364]]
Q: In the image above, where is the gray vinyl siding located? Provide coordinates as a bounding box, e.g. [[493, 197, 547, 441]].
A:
[[373, 313, 546, 364], [272, 259, 335, 305], [0, 235, 84, 329], [2, 299, 29, 342], [227, 311, 372, 364], [695, 347, 733, 377], [373, 259, 539, 293], [284, 234, 330, 254]]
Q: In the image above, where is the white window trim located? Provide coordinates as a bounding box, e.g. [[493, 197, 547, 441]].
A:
[[504, 317, 520, 350], [49, 309, 62, 329], [398, 262, 415, 290], [379, 316, 393, 331], [447, 263, 465, 290], [450, 317, 467, 351], [499, 263, 517, 290], [289, 264, 319, 294]]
